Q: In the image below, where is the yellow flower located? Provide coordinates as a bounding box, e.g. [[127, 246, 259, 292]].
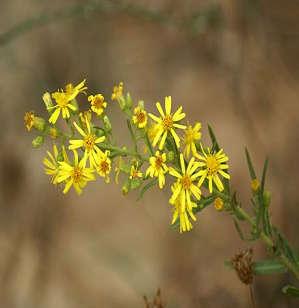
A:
[[196, 147, 230, 193], [183, 122, 201, 158], [24, 111, 35, 131], [132, 106, 148, 128], [169, 154, 201, 213], [170, 182, 197, 233], [145, 151, 168, 188], [214, 197, 224, 211], [88, 94, 107, 116], [111, 82, 123, 101], [43, 145, 68, 184], [49, 80, 87, 124], [69, 116, 105, 167], [95, 150, 111, 183], [147, 123, 160, 143], [251, 179, 260, 192], [130, 164, 143, 179], [56, 150, 95, 195], [148, 96, 186, 150]]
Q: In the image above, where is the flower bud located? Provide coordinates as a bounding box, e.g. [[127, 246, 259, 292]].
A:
[[32, 135, 44, 148], [214, 197, 224, 211], [138, 100, 145, 109], [125, 93, 133, 109], [167, 151, 175, 162], [33, 116, 46, 132], [122, 183, 129, 195], [48, 127, 59, 139], [263, 190, 271, 207], [42, 92, 53, 111], [103, 115, 112, 132], [251, 179, 260, 192]]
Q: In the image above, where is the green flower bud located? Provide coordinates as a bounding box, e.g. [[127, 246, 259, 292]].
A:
[[122, 182, 129, 195], [94, 127, 105, 137], [103, 115, 112, 131], [125, 92, 133, 109], [33, 117, 46, 132], [42, 92, 53, 111], [167, 151, 175, 162], [263, 190, 271, 207], [138, 100, 144, 109], [32, 135, 44, 148]]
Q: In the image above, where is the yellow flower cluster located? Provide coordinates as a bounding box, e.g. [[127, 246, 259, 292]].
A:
[[25, 80, 230, 233]]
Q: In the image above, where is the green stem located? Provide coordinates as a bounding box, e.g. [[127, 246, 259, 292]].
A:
[[127, 119, 138, 153], [235, 207, 299, 281], [98, 144, 146, 161], [144, 132, 154, 155]]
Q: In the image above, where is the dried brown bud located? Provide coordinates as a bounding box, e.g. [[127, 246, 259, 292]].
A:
[[231, 248, 254, 285]]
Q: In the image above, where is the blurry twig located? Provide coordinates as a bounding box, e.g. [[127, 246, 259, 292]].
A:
[[0, 0, 222, 47], [143, 288, 165, 308]]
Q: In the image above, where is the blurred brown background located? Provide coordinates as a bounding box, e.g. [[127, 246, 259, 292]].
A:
[[1, 0, 299, 307]]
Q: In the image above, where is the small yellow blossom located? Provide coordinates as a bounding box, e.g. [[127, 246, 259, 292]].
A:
[[130, 164, 143, 179], [49, 80, 87, 124], [146, 151, 168, 188], [88, 94, 107, 116], [169, 154, 201, 212], [43, 144, 60, 184], [196, 147, 230, 193], [56, 150, 95, 195], [251, 179, 260, 192], [183, 122, 201, 158], [111, 82, 124, 101], [24, 111, 35, 131], [214, 197, 224, 211], [95, 150, 111, 183], [69, 116, 105, 167], [132, 106, 148, 128], [170, 182, 197, 233], [147, 123, 160, 143], [148, 96, 186, 150]]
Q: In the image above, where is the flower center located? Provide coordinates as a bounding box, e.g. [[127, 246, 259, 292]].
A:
[[181, 175, 192, 190], [84, 134, 96, 151], [162, 115, 173, 130], [100, 161, 110, 174], [136, 111, 146, 123], [93, 97, 104, 109], [206, 155, 220, 176], [155, 156, 163, 169], [72, 166, 83, 183]]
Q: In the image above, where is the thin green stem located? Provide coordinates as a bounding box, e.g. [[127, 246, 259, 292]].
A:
[[144, 132, 154, 155], [127, 119, 138, 153]]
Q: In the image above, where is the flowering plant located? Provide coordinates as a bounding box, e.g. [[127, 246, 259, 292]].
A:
[[25, 80, 299, 299]]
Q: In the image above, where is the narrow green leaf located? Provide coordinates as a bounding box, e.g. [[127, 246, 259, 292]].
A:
[[282, 285, 299, 297], [253, 259, 287, 275], [261, 157, 269, 193], [245, 147, 257, 180], [207, 124, 220, 152], [137, 179, 157, 201]]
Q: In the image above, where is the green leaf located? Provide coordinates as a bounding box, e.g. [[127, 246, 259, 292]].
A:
[[282, 285, 299, 297], [245, 147, 257, 180], [207, 124, 220, 152], [261, 157, 269, 193], [253, 259, 287, 275], [137, 179, 157, 201]]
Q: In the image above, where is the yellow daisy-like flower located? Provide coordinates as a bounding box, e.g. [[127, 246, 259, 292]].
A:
[[43, 144, 60, 184], [132, 106, 148, 128], [24, 111, 35, 131], [130, 164, 143, 179], [56, 150, 95, 195], [196, 147, 230, 193], [169, 154, 201, 213], [145, 151, 168, 189], [95, 150, 111, 183], [88, 94, 107, 116], [170, 182, 197, 233], [49, 80, 87, 124], [183, 122, 201, 158], [69, 116, 105, 167], [111, 82, 124, 101], [148, 96, 186, 150]]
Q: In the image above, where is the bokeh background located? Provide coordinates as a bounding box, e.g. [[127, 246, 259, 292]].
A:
[[1, 0, 299, 307]]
